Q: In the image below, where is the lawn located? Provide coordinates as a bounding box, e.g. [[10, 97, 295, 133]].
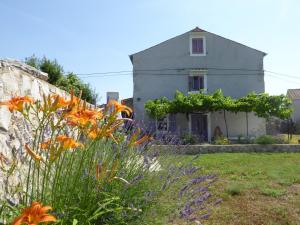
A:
[[141, 153, 300, 225]]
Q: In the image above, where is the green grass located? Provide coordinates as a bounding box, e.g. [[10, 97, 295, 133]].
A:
[[141, 153, 300, 225], [225, 184, 243, 196], [261, 187, 286, 197]]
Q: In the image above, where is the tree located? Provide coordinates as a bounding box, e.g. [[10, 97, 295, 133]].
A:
[[25, 56, 63, 85], [25, 55, 97, 104], [57, 73, 97, 104], [254, 94, 292, 120]]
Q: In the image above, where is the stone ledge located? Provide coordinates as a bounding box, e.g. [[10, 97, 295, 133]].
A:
[[151, 144, 300, 154], [0, 59, 48, 81]]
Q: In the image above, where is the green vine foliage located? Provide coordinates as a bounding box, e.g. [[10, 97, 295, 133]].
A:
[[145, 97, 171, 119], [145, 89, 292, 120]]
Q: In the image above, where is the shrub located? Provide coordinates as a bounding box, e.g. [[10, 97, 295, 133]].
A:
[[212, 136, 230, 145], [237, 135, 253, 144], [181, 133, 198, 145], [254, 135, 287, 145]]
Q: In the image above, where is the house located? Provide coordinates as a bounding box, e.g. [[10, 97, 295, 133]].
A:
[[287, 89, 300, 133], [129, 27, 267, 141]]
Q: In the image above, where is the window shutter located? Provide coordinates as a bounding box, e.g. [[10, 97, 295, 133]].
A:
[[194, 76, 200, 90], [188, 76, 193, 91], [192, 38, 204, 54], [168, 114, 177, 133], [192, 39, 197, 53], [198, 39, 203, 53], [200, 76, 204, 89]]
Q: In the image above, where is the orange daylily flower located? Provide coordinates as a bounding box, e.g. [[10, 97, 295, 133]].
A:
[[87, 127, 98, 139], [87, 127, 117, 142], [87, 121, 122, 143], [51, 93, 81, 110], [56, 135, 84, 150], [68, 89, 81, 108], [128, 128, 152, 147], [0, 96, 33, 112], [0, 152, 9, 165], [134, 135, 152, 146], [25, 144, 43, 162], [40, 140, 51, 150], [108, 100, 132, 116], [50, 95, 71, 110], [12, 201, 56, 225], [65, 107, 103, 127]]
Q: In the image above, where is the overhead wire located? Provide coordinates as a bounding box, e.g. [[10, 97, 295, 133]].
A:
[[73, 68, 300, 87]]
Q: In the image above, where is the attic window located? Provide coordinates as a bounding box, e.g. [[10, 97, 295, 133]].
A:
[[190, 36, 206, 56]]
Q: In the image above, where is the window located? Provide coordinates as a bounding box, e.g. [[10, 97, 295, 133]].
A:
[[189, 76, 204, 91], [188, 70, 207, 92], [156, 114, 177, 133], [192, 38, 204, 54], [157, 116, 168, 132], [190, 36, 206, 56]]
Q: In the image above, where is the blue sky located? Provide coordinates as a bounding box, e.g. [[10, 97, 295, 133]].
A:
[[1, 0, 300, 103]]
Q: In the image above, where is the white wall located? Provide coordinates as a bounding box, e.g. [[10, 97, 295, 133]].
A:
[[291, 99, 300, 132], [210, 111, 266, 138]]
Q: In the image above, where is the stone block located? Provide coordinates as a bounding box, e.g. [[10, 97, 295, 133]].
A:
[[21, 74, 33, 96], [0, 107, 11, 132], [31, 79, 40, 100], [1, 73, 19, 94]]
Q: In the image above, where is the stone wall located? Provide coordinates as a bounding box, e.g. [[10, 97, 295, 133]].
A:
[[0, 59, 68, 201], [152, 144, 300, 154]]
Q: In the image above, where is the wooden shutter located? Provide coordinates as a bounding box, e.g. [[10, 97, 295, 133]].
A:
[[192, 38, 204, 54], [200, 76, 204, 89], [188, 76, 193, 91], [168, 114, 177, 133]]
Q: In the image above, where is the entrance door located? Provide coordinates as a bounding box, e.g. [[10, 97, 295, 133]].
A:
[[190, 113, 208, 142]]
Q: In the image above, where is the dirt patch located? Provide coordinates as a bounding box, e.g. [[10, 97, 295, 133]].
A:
[[206, 188, 300, 225]]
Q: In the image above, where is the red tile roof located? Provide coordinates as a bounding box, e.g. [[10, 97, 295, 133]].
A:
[[287, 89, 300, 100], [190, 27, 206, 32]]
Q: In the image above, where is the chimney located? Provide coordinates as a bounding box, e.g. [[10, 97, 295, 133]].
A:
[[106, 92, 119, 103]]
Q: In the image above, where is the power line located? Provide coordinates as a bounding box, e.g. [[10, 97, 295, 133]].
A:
[[76, 70, 132, 76], [77, 67, 300, 79], [79, 73, 266, 78], [76, 67, 265, 76], [265, 73, 300, 86], [74, 68, 300, 84], [75, 69, 300, 87], [78, 73, 300, 88], [79, 72, 300, 85], [79, 73, 132, 78], [265, 70, 300, 80]]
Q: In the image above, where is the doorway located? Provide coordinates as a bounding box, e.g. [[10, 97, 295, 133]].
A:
[[190, 113, 208, 142]]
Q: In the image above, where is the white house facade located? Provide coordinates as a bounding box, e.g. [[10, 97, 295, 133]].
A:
[[129, 27, 267, 141]]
